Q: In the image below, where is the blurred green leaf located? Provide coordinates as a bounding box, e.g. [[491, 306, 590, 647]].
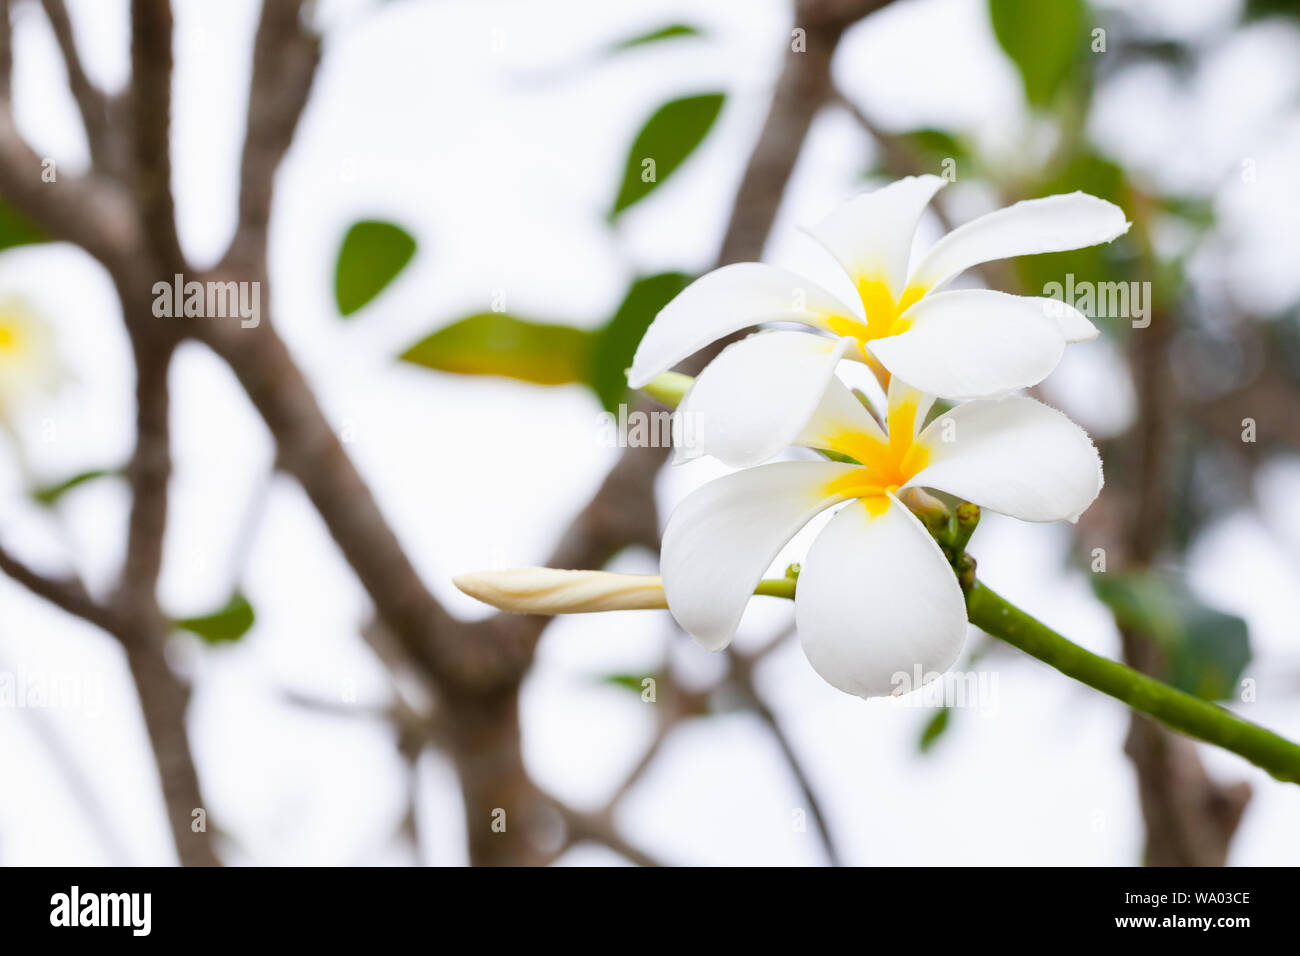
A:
[[988, 0, 1086, 107], [602, 673, 649, 693], [611, 93, 725, 218], [0, 201, 48, 252], [1243, 0, 1300, 22], [902, 127, 971, 167], [30, 468, 119, 507], [589, 272, 692, 411], [1157, 194, 1216, 231], [334, 220, 417, 317], [1092, 571, 1250, 701], [175, 593, 256, 644], [608, 23, 703, 53], [918, 706, 952, 754], [400, 312, 592, 386]]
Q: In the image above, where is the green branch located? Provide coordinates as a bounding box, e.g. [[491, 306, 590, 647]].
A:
[[967, 582, 1300, 784], [754, 568, 1300, 782]]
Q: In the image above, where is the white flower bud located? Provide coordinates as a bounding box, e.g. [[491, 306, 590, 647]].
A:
[[453, 568, 668, 614]]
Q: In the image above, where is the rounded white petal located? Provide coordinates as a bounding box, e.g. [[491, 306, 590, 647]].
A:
[[909, 396, 1103, 522], [675, 331, 852, 467], [796, 497, 968, 699], [908, 192, 1131, 292], [804, 175, 946, 298], [628, 263, 857, 388], [661, 461, 859, 650], [867, 290, 1066, 399], [453, 569, 668, 613], [1052, 300, 1100, 342]]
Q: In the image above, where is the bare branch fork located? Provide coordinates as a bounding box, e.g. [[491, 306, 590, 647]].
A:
[[0, 0, 890, 865]]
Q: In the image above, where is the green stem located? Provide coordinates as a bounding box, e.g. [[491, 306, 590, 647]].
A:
[[754, 578, 796, 600], [968, 582, 1300, 784]]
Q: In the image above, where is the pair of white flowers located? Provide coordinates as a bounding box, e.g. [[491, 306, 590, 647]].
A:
[[459, 176, 1125, 698]]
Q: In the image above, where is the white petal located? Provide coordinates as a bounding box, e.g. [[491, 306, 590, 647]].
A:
[[675, 331, 852, 467], [867, 289, 1066, 399], [804, 175, 946, 299], [1050, 299, 1100, 342], [796, 496, 968, 699], [908, 192, 1131, 293], [628, 263, 858, 388], [909, 396, 1103, 522], [795, 372, 886, 452], [662, 461, 859, 650]]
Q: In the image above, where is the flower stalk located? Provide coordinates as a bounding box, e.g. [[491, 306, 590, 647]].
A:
[[965, 582, 1300, 785]]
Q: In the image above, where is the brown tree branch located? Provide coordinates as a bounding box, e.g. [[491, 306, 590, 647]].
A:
[[128, 0, 184, 273], [39, 0, 114, 167], [552, 799, 666, 868], [122, 633, 221, 865], [223, 0, 319, 274], [0, 0, 13, 99], [729, 640, 842, 866], [0, 542, 118, 633], [0, 105, 141, 265], [117, 335, 173, 614]]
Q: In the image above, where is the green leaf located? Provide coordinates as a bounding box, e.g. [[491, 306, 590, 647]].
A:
[[175, 593, 256, 644], [0, 201, 48, 252], [918, 706, 952, 754], [611, 93, 724, 218], [1092, 571, 1251, 701], [901, 128, 970, 165], [601, 673, 650, 693], [400, 312, 593, 386], [334, 220, 417, 317], [30, 468, 120, 507], [608, 23, 703, 53], [988, 0, 1086, 107], [1243, 0, 1300, 22], [588, 272, 692, 411]]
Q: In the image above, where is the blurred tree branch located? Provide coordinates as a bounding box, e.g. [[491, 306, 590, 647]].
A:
[[0, 543, 117, 632], [38, 0, 114, 168], [0, 0, 879, 867]]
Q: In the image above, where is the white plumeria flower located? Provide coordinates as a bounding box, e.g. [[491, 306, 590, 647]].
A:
[[0, 297, 58, 425], [628, 176, 1129, 467], [660, 375, 1103, 698]]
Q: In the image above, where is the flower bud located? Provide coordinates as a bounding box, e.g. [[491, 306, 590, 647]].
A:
[[453, 568, 668, 614]]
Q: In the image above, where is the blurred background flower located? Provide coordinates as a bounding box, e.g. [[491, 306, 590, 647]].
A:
[[0, 296, 58, 424]]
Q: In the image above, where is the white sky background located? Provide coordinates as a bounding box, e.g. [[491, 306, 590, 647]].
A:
[[0, 0, 1298, 865]]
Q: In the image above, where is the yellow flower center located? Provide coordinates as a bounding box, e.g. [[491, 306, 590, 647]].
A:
[[0, 316, 22, 354], [820, 392, 930, 516], [825, 280, 927, 352]]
